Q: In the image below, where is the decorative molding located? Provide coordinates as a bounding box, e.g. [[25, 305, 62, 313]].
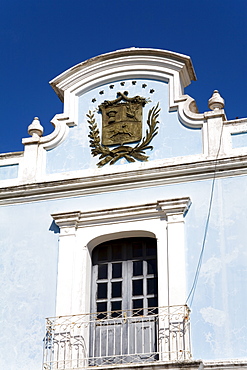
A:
[[1, 48, 247, 186], [50, 48, 196, 100], [0, 154, 247, 205], [49, 48, 205, 132], [0, 151, 23, 160], [51, 197, 191, 229], [69, 361, 204, 370], [22, 113, 76, 150], [203, 360, 247, 370], [53, 197, 191, 315]]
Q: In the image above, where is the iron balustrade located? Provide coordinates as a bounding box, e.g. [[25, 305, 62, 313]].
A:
[[43, 305, 191, 369]]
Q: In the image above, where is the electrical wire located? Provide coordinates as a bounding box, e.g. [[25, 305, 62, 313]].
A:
[[186, 121, 224, 307]]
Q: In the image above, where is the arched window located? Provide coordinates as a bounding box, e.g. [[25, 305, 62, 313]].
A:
[[90, 237, 158, 364], [50, 198, 192, 367]]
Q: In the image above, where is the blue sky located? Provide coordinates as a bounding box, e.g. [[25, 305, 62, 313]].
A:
[[0, 0, 246, 153]]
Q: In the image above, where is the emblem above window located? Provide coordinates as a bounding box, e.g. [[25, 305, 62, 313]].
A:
[[87, 91, 160, 167], [99, 92, 147, 146]]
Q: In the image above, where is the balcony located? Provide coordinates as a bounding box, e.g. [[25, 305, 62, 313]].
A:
[[43, 305, 191, 369]]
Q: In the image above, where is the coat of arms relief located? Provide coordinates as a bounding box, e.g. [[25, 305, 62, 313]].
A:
[[87, 91, 160, 167]]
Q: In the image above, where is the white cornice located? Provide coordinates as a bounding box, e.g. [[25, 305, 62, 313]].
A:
[[0, 152, 23, 160], [0, 154, 247, 206], [204, 360, 247, 370], [47, 48, 205, 131], [50, 48, 196, 101], [51, 197, 191, 229]]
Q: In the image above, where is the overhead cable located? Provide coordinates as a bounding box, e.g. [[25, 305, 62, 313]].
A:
[[186, 122, 224, 307]]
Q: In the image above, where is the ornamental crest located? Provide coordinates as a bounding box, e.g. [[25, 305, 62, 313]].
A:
[[87, 92, 160, 167]]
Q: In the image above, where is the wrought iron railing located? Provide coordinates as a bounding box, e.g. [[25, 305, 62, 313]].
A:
[[43, 305, 191, 369]]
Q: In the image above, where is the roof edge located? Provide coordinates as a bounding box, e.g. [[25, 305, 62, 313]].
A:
[[49, 47, 197, 101]]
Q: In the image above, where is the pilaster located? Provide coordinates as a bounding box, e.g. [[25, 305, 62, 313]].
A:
[[53, 212, 81, 316], [204, 110, 226, 156], [166, 211, 187, 306]]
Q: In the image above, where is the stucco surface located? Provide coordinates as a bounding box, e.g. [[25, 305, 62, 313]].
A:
[[1, 49, 247, 369], [0, 164, 18, 180], [46, 79, 201, 174], [0, 175, 247, 368]]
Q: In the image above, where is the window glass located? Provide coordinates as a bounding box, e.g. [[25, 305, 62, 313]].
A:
[[133, 299, 144, 315], [148, 298, 158, 315], [147, 259, 157, 275], [97, 283, 107, 299], [111, 301, 122, 314], [112, 282, 122, 297], [98, 264, 108, 279], [97, 301, 107, 312], [92, 237, 158, 316], [147, 278, 158, 295], [133, 261, 143, 276], [97, 302, 107, 319], [133, 279, 143, 296], [148, 297, 158, 308], [91, 237, 158, 361], [112, 263, 122, 278]]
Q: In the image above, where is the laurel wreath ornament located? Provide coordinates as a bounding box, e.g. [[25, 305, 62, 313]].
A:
[[87, 103, 160, 167]]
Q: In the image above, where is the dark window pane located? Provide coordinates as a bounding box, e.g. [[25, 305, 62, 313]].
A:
[[97, 301, 107, 312], [112, 282, 122, 297], [97, 283, 107, 299], [98, 246, 108, 262], [132, 279, 143, 296], [133, 299, 143, 315], [147, 259, 157, 275], [146, 242, 157, 256], [133, 299, 143, 309], [112, 263, 122, 278], [98, 264, 108, 279], [147, 278, 158, 295], [111, 301, 122, 316], [132, 242, 142, 257], [148, 297, 158, 308], [97, 302, 107, 319], [112, 246, 122, 261], [133, 261, 143, 276]]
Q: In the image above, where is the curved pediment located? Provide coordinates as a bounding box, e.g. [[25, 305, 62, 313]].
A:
[[4, 48, 243, 187], [50, 48, 197, 102], [39, 48, 205, 174]]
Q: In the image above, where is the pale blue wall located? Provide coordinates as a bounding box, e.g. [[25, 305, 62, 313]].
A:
[[46, 79, 202, 174], [1, 175, 247, 368], [0, 164, 18, 180], [185, 176, 247, 360], [2, 55, 247, 369], [231, 132, 247, 148], [0, 202, 59, 369]]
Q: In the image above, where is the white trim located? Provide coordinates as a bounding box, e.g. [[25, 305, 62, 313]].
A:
[[51, 198, 191, 229], [35, 48, 203, 158], [0, 154, 247, 205], [49, 49, 204, 132], [50, 48, 196, 98], [1, 48, 247, 189], [52, 197, 191, 316]]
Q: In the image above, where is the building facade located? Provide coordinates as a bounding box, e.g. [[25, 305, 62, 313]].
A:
[[0, 48, 247, 370]]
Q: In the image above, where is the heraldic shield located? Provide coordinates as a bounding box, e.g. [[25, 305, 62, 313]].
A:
[[87, 91, 160, 167], [99, 92, 146, 146]]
